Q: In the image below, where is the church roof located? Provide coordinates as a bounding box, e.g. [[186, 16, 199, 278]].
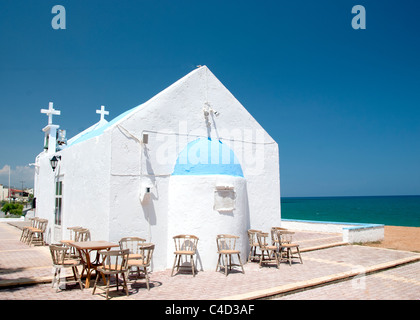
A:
[[66, 105, 141, 147], [63, 65, 272, 150], [66, 118, 108, 146], [65, 66, 205, 148]]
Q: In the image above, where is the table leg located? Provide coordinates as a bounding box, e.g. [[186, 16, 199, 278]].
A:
[[93, 250, 107, 285], [78, 248, 93, 288], [85, 250, 93, 287], [86, 269, 92, 288]]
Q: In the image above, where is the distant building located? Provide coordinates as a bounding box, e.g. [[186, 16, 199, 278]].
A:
[[0, 184, 8, 202], [0, 185, 33, 202]]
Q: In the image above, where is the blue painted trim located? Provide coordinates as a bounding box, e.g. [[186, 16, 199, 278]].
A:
[[66, 105, 141, 147], [343, 224, 384, 230], [172, 137, 244, 177]]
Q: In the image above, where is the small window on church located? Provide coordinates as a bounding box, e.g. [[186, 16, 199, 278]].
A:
[[54, 180, 63, 225], [214, 186, 235, 212]]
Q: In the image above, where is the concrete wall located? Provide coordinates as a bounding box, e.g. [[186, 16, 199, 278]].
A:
[[281, 219, 384, 243], [342, 224, 384, 243]]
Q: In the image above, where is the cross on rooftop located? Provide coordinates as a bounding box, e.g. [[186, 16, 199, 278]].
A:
[[41, 102, 61, 125], [96, 105, 109, 121]]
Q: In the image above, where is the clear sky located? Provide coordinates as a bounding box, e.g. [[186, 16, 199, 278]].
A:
[[0, 0, 419, 197]]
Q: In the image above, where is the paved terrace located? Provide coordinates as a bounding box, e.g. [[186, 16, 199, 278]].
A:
[[1, 221, 419, 300]]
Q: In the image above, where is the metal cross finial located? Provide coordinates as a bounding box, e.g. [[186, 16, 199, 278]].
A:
[[41, 102, 61, 125], [96, 105, 109, 121]]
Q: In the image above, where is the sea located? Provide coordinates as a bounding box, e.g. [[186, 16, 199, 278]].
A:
[[281, 195, 420, 227]]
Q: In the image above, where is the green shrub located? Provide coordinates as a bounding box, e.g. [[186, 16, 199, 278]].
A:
[[1, 203, 23, 216]]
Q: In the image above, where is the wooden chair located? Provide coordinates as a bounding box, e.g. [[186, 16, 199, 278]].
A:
[[270, 227, 288, 246], [92, 249, 130, 300], [277, 231, 303, 266], [27, 219, 48, 246], [62, 226, 83, 258], [49, 244, 84, 292], [247, 229, 261, 262], [74, 228, 91, 242], [256, 232, 280, 268], [119, 237, 146, 261], [171, 235, 199, 277], [216, 234, 245, 276], [67, 226, 83, 240], [20, 217, 39, 243], [127, 244, 155, 290]]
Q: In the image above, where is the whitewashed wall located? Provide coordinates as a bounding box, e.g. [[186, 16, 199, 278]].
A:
[[34, 154, 55, 243], [35, 132, 112, 244], [168, 175, 249, 270]]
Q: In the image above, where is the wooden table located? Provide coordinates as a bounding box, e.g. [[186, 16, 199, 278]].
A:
[[60, 239, 74, 245], [68, 241, 119, 288]]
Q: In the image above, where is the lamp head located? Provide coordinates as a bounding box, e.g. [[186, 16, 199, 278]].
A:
[[50, 155, 61, 171]]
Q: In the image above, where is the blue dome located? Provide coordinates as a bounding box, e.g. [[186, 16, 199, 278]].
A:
[[172, 138, 244, 177]]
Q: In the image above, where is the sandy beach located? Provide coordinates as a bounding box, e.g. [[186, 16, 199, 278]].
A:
[[364, 226, 420, 252]]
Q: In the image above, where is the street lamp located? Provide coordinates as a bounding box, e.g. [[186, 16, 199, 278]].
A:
[[50, 155, 61, 172]]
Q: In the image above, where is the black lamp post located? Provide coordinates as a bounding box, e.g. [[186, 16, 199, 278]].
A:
[[50, 155, 61, 171]]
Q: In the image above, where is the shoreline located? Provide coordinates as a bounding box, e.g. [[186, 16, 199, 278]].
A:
[[363, 225, 420, 252]]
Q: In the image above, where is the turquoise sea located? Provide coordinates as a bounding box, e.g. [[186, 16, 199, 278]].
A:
[[281, 195, 420, 227]]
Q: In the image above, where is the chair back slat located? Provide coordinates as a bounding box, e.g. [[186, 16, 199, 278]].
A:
[[32, 217, 41, 228], [277, 231, 293, 245], [270, 227, 287, 244], [119, 237, 146, 254], [256, 232, 270, 249], [75, 228, 91, 242], [140, 244, 155, 266], [49, 244, 68, 265], [67, 226, 83, 240], [216, 234, 238, 251], [28, 217, 39, 227], [173, 235, 198, 253], [38, 219, 48, 232], [100, 249, 129, 272], [247, 230, 261, 246]]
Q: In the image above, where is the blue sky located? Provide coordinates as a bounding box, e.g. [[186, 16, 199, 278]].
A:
[[0, 0, 419, 197]]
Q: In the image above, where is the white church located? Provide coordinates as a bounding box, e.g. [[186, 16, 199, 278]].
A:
[[33, 66, 281, 271]]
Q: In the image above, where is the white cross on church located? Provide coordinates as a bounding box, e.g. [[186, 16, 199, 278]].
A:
[[41, 102, 61, 125], [96, 105, 109, 121]]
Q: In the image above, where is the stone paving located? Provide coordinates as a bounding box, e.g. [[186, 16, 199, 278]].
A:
[[277, 261, 420, 300], [1, 222, 419, 301]]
